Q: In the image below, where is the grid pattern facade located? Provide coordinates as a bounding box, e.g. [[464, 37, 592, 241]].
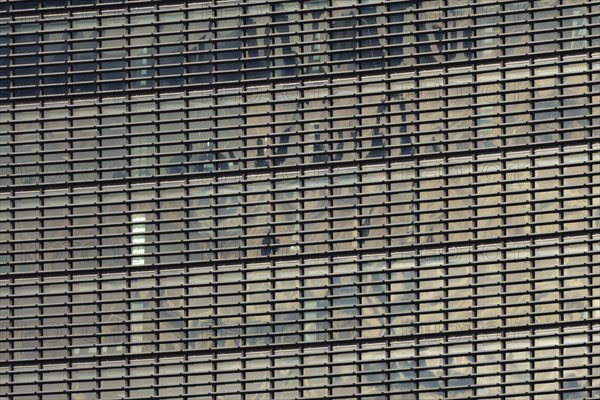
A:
[[1, 0, 599, 399]]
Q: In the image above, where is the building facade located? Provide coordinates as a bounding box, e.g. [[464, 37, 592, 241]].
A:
[[1, 0, 599, 399]]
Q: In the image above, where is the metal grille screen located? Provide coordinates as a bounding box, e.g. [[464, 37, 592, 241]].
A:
[[1, 1, 599, 399]]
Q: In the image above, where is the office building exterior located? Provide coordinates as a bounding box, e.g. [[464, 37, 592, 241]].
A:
[[1, 0, 599, 399]]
